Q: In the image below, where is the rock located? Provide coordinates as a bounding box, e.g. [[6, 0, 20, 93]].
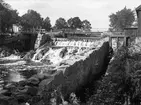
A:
[[33, 47, 50, 61], [27, 76, 39, 86], [38, 42, 111, 102], [51, 70, 66, 86], [2, 91, 12, 96], [4, 83, 16, 90], [23, 50, 35, 60], [19, 80, 27, 87], [45, 70, 57, 75], [39, 34, 52, 47], [16, 86, 29, 94], [8, 98, 19, 105], [16, 94, 30, 103], [40, 47, 50, 55], [38, 77, 54, 95], [38, 70, 65, 95], [0, 89, 8, 94], [27, 86, 38, 96], [29, 95, 41, 104], [60, 47, 68, 58], [33, 100, 44, 105], [0, 95, 10, 105], [33, 73, 53, 81], [35, 53, 43, 60], [0, 46, 12, 58], [0, 99, 9, 105], [41, 59, 51, 64]]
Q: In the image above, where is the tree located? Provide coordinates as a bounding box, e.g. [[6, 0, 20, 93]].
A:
[[42, 17, 51, 31], [0, 0, 5, 10], [89, 46, 141, 105], [82, 20, 92, 31], [0, 9, 11, 32], [0, 0, 19, 32], [21, 10, 42, 30], [54, 17, 68, 29], [109, 7, 135, 31], [9, 10, 20, 26], [67, 17, 82, 29]]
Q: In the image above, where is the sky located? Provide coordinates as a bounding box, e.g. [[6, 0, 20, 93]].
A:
[[4, 0, 141, 31]]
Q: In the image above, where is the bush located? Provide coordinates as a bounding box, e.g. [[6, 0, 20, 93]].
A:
[[88, 46, 141, 105]]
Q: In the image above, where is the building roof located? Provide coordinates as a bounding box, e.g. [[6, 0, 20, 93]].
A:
[[124, 27, 138, 30], [136, 5, 141, 17], [136, 5, 141, 11]]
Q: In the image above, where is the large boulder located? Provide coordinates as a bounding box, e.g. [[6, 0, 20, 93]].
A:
[[23, 50, 35, 60], [38, 42, 111, 101], [0, 46, 13, 58]]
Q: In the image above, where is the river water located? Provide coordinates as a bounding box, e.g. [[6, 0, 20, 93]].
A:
[[0, 47, 90, 91], [0, 38, 109, 92]]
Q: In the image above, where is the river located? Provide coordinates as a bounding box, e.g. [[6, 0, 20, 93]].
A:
[[0, 37, 109, 94]]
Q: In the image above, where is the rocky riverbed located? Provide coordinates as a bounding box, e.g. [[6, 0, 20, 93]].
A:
[[0, 37, 112, 105]]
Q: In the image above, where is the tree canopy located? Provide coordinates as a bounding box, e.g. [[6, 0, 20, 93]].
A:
[[0, 1, 19, 32], [53, 17, 92, 31], [42, 17, 52, 31], [109, 7, 135, 31], [0, 0, 93, 33], [21, 10, 43, 30], [81, 19, 92, 31], [67, 17, 82, 29], [54, 17, 68, 30]]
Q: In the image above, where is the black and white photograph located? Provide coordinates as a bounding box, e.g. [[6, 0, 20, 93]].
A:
[[0, 0, 141, 104]]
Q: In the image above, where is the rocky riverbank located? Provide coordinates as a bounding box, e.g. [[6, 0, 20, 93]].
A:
[[0, 41, 112, 105]]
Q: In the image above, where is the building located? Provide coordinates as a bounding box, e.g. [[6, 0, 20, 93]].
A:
[[12, 24, 22, 33], [136, 5, 141, 36]]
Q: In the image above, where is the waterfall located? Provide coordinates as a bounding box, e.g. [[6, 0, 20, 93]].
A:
[[32, 48, 43, 62], [31, 37, 109, 65]]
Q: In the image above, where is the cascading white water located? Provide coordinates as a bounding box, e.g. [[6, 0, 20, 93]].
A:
[[31, 37, 109, 66], [0, 37, 111, 91], [32, 47, 69, 65], [32, 48, 43, 62]]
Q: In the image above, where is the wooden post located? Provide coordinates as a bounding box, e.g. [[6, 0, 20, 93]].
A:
[[138, 11, 141, 36], [109, 36, 112, 47], [30, 33, 38, 50], [127, 37, 130, 46], [124, 36, 127, 46], [117, 37, 119, 49], [136, 5, 141, 36]]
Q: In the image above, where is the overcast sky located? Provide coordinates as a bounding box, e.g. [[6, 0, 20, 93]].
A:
[[4, 0, 141, 30]]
